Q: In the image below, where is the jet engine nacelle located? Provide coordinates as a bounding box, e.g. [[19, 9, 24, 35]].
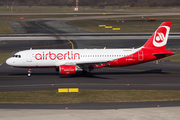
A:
[[59, 65, 78, 75]]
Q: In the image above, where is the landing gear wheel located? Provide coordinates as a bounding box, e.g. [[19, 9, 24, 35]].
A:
[[28, 73, 31, 77], [82, 70, 91, 77]]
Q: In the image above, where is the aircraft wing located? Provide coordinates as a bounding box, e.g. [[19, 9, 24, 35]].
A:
[[61, 60, 111, 68], [55, 60, 111, 67], [78, 61, 110, 66]]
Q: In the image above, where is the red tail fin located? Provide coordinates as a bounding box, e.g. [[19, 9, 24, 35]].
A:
[[143, 22, 171, 50]]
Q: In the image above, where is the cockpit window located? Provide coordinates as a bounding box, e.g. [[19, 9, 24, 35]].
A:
[[12, 55, 21, 58]]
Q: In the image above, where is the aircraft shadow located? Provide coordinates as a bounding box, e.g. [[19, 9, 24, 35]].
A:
[[7, 69, 169, 79], [60, 69, 169, 79], [93, 69, 168, 75]]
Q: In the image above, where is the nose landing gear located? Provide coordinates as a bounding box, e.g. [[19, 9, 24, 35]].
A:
[[28, 68, 31, 77]]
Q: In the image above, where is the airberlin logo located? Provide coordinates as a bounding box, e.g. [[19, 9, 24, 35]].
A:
[[34, 51, 80, 60], [153, 26, 170, 47], [155, 33, 165, 43]]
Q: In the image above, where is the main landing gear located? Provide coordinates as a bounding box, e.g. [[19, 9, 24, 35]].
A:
[[82, 70, 91, 77], [28, 68, 31, 77]]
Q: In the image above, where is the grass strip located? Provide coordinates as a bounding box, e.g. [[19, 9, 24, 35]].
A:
[[0, 53, 12, 64], [0, 90, 180, 104], [161, 53, 180, 62], [0, 22, 14, 33], [66, 16, 180, 33]]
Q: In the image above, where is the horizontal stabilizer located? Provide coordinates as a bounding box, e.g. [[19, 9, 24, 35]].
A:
[[152, 50, 174, 57], [153, 53, 174, 55]]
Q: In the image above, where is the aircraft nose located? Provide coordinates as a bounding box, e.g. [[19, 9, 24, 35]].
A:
[[6, 58, 13, 66]]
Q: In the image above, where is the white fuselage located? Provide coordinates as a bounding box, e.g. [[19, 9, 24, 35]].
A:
[[6, 48, 140, 68]]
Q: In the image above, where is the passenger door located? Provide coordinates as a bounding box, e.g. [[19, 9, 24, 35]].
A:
[[138, 50, 144, 61], [26, 50, 32, 62]]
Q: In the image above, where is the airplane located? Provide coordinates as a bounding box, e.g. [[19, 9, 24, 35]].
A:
[[6, 22, 174, 77]]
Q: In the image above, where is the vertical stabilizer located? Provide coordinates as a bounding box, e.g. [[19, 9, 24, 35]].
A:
[[143, 22, 171, 50]]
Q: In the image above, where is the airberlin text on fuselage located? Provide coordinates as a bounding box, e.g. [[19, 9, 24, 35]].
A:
[[35, 51, 80, 60]]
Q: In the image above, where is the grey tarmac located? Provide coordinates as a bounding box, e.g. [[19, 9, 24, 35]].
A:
[[0, 107, 180, 120]]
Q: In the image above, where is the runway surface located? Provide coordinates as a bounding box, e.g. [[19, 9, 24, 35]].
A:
[[1, 59, 180, 91], [1, 38, 180, 92], [1, 101, 180, 109]]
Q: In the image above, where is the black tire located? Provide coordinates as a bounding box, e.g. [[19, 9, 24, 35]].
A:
[[82, 70, 91, 77]]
